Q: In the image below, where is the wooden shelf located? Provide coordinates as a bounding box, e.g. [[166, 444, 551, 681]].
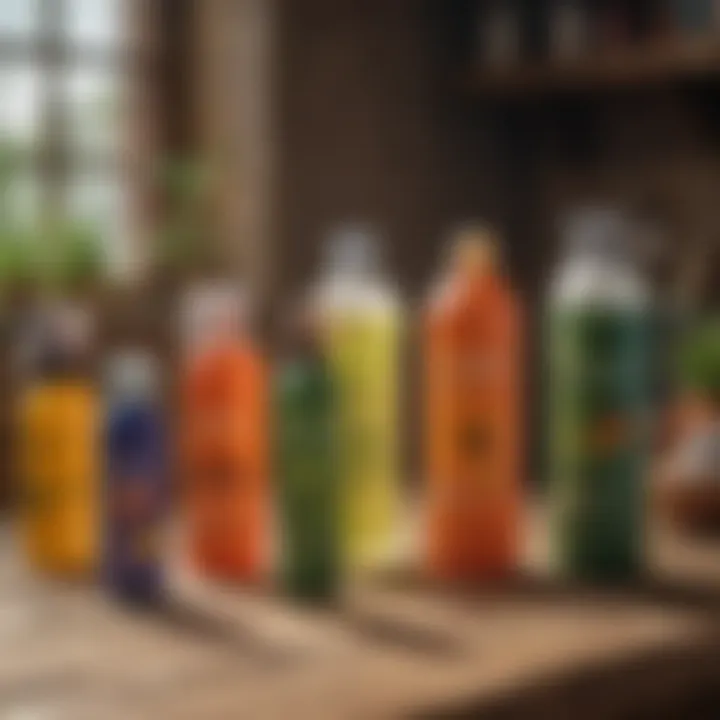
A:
[[468, 39, 720, 98]]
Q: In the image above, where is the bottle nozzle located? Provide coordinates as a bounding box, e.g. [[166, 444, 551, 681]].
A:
[[325, 224, 382, 277], [451, 224, 500, 274]]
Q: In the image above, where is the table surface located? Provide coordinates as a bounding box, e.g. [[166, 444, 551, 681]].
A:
[[2, 516, 720, 720]]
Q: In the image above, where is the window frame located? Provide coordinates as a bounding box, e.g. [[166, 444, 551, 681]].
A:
[[0, 0, 128, 223]]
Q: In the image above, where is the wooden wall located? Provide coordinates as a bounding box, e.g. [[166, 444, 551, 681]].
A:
[[188, 0, 720, 482], [274, 0, 500, 304]]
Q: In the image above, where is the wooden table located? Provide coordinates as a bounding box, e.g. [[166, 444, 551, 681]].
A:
[[2, 517, 720, 719]]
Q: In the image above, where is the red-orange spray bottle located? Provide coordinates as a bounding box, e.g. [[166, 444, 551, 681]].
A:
[[424, 226, 523, 581], [181, 284, 268, 581]]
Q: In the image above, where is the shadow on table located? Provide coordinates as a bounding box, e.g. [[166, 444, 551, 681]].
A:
[[113, 584, 465, 666], [371, 565, 720, 619], [118, 595, 301, 668], [413, 631, 720, 719], [339, 605, 466, 659], [99, 562, 720, 676]]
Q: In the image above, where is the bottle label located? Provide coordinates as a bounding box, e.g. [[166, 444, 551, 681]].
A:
[[279, 409, 337, 557], [109, 477, 160, 568], [22, 422, 92, 515], [328, 314, 398, 557], [549, 307, 649, 576], [436, 341, 513, 503]]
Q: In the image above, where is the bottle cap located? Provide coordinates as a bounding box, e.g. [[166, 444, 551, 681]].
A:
[[325, 224, 383, 277], [105, 350, 159, 400], [23, 299, 95, 380], [450, 223, 500, 274], [563, 207, 630, 262], [180, 281, 248, 352]]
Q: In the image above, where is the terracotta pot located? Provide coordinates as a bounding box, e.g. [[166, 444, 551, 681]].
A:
[[657, 480, 720, 537]]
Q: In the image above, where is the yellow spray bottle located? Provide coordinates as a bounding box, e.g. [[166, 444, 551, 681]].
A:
[[314, 226, 402, 571], [17, 303, 99, 576]]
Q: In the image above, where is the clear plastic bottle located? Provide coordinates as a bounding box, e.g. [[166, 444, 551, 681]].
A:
[[314, 226, 402, 571], [547, 208, 651, 581]]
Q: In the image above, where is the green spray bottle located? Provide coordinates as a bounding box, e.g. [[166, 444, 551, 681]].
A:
[[548, 208, 651, 581], [274, 309, 340, 601]]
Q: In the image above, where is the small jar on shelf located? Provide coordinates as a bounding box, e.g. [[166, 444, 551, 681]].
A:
[[476, 0, 522, 68]]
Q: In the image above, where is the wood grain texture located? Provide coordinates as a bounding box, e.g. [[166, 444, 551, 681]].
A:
[[1, 516, 720, 719]]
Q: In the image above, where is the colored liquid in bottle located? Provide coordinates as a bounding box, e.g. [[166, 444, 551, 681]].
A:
[[19, 381, 99, 576], [183, 340, 268, 581], [104, 353, 165, 602], [327, 311, 400, 568], [275, 350, 339, 601], [548, 208, 650, 581], [425, 231, 522, 581], [549, 308, 648, 579], [316, 227, 401, 570]]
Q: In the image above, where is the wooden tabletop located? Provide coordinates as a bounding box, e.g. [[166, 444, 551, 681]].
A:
[[2, 516, 720, 719]]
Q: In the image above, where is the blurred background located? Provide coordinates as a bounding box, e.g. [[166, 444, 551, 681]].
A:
[[1, 0, 720, 717], [2, 0, 720, 497]]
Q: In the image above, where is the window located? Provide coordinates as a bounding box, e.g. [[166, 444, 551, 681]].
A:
[[0, 0, 127, 271]]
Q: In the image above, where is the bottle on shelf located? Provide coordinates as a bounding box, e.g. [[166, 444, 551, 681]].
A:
[[547, 207, 651, 581], [593, 0, 633, 51], [519, 0, 551, 60], [549, 0, 589, 61], [669, 0, 720, 36], [104, 350, 166, 603], [180, 282, 268, 582], [313, 225, 402, 572], [424, 225, 523, 582], [274, 304, 339, 601], [478, 0, 522, 67]]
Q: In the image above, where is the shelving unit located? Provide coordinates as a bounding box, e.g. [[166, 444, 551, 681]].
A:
[[467, 39, 720, 97]]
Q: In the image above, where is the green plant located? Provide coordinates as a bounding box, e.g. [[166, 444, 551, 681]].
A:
[[678, 320, 720, 403], [0, 140, 37, 295], [56, 219, 106, 292], [0, 226, 36, 288], [0, 142, 18, 213], [154, 157, 213, 274], [35, 217, 106, 294], [0, 139, 107, 298]]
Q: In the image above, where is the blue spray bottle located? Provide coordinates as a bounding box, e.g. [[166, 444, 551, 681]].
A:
[[104, 351, 166, 603]]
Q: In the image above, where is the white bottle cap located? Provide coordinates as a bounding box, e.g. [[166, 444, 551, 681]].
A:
[[106, 350, 159, 400], [179, 280, 249, 353], [48, 299, 95, 357], [325, 224, 383, 277], [564, 207, 631, 263]]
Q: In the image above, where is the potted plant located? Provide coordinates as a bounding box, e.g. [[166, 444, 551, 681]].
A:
[[656, 320, 720, 535]]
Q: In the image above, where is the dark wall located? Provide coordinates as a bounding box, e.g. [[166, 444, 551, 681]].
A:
[[276, 0, 503, 303]]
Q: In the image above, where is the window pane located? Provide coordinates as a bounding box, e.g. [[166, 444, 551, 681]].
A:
[[0, 65, 41, 154], [64, 66, 121, 159], [64, 0, 121, 48], [5, 170, 41, 223], [0, 0, 39, 39], [66, 174, 127, 272]]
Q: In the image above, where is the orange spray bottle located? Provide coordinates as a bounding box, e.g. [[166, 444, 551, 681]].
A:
[[181, 284, 268, 581], [424, 226, 523, 581]]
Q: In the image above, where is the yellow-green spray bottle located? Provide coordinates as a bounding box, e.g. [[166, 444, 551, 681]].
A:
[[314, 226, 402, 571]]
